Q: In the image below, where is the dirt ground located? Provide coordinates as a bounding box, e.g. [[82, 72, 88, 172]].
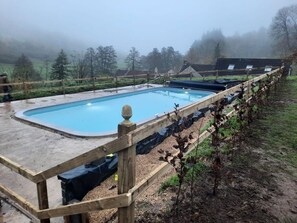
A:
[[134, 141, 297, 223]]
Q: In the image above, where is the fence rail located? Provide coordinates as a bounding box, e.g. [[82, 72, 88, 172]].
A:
[[0, 67, 284, 223], [0, 66, 280, 99]]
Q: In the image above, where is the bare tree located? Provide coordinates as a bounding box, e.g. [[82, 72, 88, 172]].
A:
[[125, 47, 140, 71], [270, 4, 297, 56], [146, 48, 162, 72], [44, 56, 50, 80], [161, 46, 183, 72], [95, 46, 117, 75], [213, 42, 222, 63], [84, 47, 95, 77], [70, 52, 87, 79]]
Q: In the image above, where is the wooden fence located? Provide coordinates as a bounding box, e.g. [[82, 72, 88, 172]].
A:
[[0, 66, 278, 100], [0, 67, 284, 223], [0, 74, 153, 99]]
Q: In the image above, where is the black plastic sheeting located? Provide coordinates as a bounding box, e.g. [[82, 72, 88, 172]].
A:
[[169, 79, 243, 91], [57, 83, 240, 205], [58, 155, 118, 205]]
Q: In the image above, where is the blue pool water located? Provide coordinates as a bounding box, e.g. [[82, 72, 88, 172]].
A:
[[15, 87, 214, 137]]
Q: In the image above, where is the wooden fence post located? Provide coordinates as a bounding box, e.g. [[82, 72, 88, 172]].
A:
[[117, 105, 136, 223], [37, 181, 50, 223], [61, 79, 65, 95], [246, 80, 252, 99], [115, 76, 118, 93], [23, 81, 28, 99], [147, 73, 149, 88], [92, 77, 95, 92]]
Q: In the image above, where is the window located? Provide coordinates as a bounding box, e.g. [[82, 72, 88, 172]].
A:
[[264, 66, 272, 72], [227, 64, 235, 70], [246, 65, 253, 70]]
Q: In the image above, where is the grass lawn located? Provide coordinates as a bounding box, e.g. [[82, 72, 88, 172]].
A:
[[251, 75, 297, 168], [0, 63, 14, 77]]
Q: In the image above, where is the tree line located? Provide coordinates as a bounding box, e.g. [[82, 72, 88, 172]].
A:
[[9, 45, 183, 82]]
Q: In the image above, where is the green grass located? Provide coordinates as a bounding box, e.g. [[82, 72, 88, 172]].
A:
[[159, 161, 208, 192], [7, 77, 147, 101], [159, 175, 180, 192], [159, 139, 213, 192], [254, 76, 297, 167], [190, 139, 214, 157], [220, 116, 240, 137], [0, 63, 14, 77], [0, 60, 52, 79], [31, 59, 53, 79]]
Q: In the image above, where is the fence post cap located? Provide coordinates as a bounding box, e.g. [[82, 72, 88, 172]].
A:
[[121, 105, 132, 124]]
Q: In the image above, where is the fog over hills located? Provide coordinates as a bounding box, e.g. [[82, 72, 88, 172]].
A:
[[0, 0, 296, 64], [0, 17, 129, 65], [0, 18, 88, 63]]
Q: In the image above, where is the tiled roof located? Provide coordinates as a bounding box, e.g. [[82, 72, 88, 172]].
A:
[[214, 58, 292, 75], [215, 58, 285, 70]]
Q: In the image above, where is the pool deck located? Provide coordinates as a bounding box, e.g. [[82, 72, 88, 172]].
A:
[[0, 84, 160, 222]]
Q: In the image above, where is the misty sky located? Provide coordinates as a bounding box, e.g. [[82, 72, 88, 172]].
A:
[[0, 0, 296, 54]]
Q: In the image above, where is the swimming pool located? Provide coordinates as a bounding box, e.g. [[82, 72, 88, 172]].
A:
[[15, 87, 215, 137]]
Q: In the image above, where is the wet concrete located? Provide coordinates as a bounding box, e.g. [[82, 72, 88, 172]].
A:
[[0, 84, 159, 222]]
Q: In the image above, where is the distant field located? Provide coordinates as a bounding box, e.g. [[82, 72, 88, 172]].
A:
[[0, 60, 52, 79], [0, 63, 14, 77], [31, 59, 53, 80], [0, 58, 126, 80]]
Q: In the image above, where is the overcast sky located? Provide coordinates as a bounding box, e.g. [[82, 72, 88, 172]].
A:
[[0, 0, 296, 54]]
